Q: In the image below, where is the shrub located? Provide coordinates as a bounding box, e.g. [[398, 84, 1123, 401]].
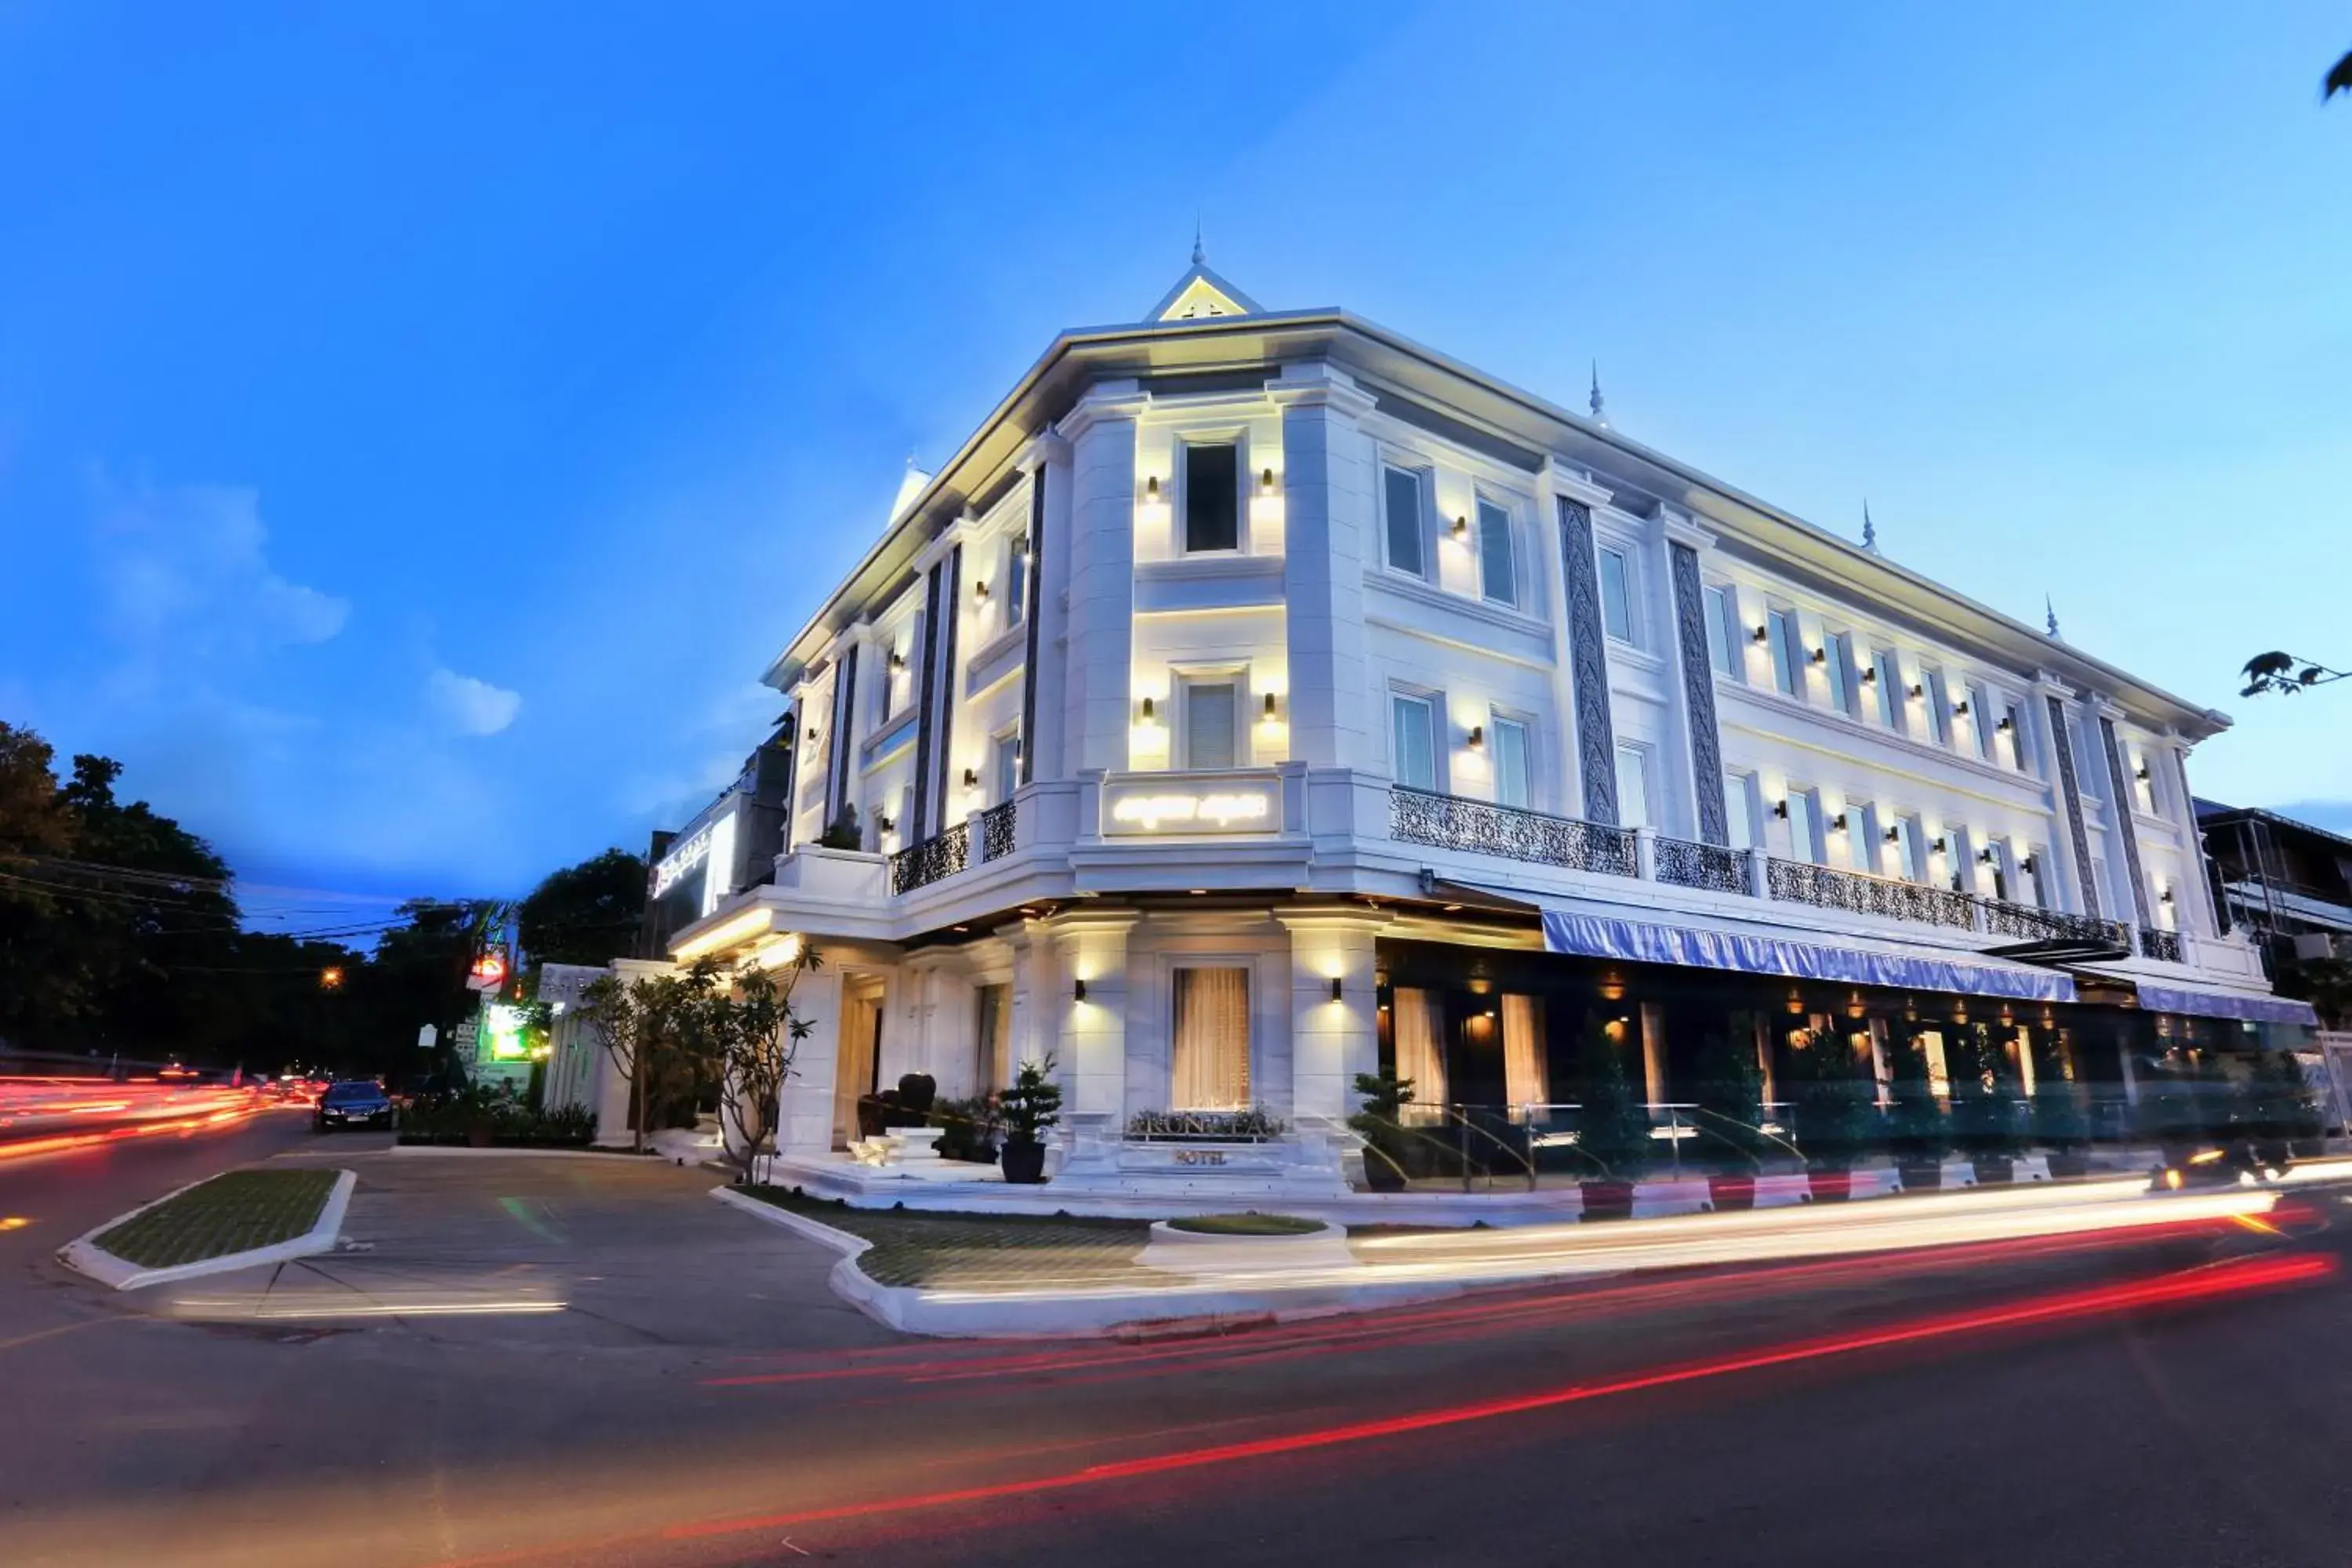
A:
[[1166, 1212, 1322, 1236], [930, 1094, 1002, 1163], [1886, 1029, 1949, 1167], [1690, 1032, 1766, 1171], [1347, 1069, 1414, 1186], [998, 1058, 1062, 1144], [1569, 1013, 1651, 1181], [1788, 1025, 1874, 1171]]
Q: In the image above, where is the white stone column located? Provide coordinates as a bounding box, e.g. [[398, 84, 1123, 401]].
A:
[[1270, 362, 1379, 771], [776, 958, 845, 1156], [2161, 735, 2223, 939], [1274, 909, 1389, 1127], [1057, 383, 1148, 777]]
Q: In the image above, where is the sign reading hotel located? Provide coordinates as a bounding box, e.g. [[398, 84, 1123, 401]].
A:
[[1102, 773, 1281, 836]]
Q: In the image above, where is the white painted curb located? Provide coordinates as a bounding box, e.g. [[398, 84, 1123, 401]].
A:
[[1140, 1218, 1355, 1274], [60, 1169, 358, 1291]]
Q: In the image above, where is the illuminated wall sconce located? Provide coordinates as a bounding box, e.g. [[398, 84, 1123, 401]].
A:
[[1259, 466, 1277, 495], [2021, 855, 2039, 875], [1465, 724, 1486, 751], [806, 727, 818, 742], [1772, 798, 1789, 819], [1809, 647, 1828, 664], [1884, 827, 1901, 843], [962, 768, 979, 789], [1907, 682, 1925, 699], [2134, 762, 2151, 782], [1262, 692, 1279, 720], [2159, 886, 2176, 905], [1930, 837, 1949, 854], [1997, 715, 2015, 732], [1859, 666, 1877, 685], [1953, 698, 1971, 716], [1977, 848, 1995, 864], [887, 648, 906, 670], [1073, 978, 1087, 1003], [1330, 976, 1345, 1002], [1145, 476, 1160, 501], [1139, 696, 1156, 721], [877, 813, 895, 833], [1451, 514, 1469, 539], [1751, 625, 1769, 644], [1829, 812, 1849, 831], [973, 579, 991, 601]]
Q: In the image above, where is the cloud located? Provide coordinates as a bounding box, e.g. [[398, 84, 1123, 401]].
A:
[[95, 478, 349, 654], [426, 668, 521, 737]]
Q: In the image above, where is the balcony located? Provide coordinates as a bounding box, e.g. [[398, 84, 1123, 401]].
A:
[[1983, 898, 2131, 950], [1389, 786, 1637, 878], [2139, 926, 2183, 964], [1653, 836, 1748, 895], [887, 799, 1018, 897], [1764, 857, 1978, 931]]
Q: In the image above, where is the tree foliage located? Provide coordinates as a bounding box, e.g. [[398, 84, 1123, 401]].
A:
[[517, 848, 648, 966]]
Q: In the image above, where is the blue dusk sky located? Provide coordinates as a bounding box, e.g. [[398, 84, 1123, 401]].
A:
[[2, 2, 2348, 912]]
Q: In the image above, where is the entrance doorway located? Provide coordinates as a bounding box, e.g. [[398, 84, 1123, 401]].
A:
[[833, 974, 887, 1149]]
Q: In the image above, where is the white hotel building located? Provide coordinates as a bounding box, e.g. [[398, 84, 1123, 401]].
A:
[[640, 256, 2313, 1193]]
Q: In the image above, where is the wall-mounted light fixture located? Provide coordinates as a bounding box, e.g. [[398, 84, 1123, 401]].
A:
[[1145, 476, 1160, 500], [1772, 798, 1790, 819], [1466, 724, 1486, 751], [1451, 514, 1469, 539], [1884, 827, 1901, 843], [1260, 466, 1277, 495], [2021, 855, 2039, 875], [1752, 625, 1769, 644], [877, 814, 895, 833], [806, 727, 819, 742], [2135, 762, 2151, 782], [1809, 647, 1828, 664], [1953, 697, 1971, 716], [1139, 696, 1156, 721], [1930, 837, 1949, 854], [1977, 848, 1995, 864], [1830, 811, 1849, 831], [1907, 682, 1925, 699], [2160, 886, 2176, 905], [1073, 978, 1087, 1003], [1262, 692, 1279, 719], [973, 579, 990, 601], [1859, 666, 1878, 684], [1330, 976, 1345, 1002], [1997, 715, 2015, 732], [962, 768, 979, 789], [887, 648, 906, 670]]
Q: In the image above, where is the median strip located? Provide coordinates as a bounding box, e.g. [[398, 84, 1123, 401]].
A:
[[62, 1167, 357, 1290]]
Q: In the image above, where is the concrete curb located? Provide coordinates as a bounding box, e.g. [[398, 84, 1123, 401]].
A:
[[708, 1186, 1467, 1338], [387, 1144, 663, 1160], [60, 1169, 358, 1291]]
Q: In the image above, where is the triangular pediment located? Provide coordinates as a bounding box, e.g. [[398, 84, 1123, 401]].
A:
[[1147, 263, 1261, 323]]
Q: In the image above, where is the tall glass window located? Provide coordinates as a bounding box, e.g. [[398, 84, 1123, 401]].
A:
[[1924, 667, 1954, 746], [1969, 682, 1994, 760], [1768, 608, 1802, 696], [1491, 717, 1531, 808], [1704, 585, 1740, 678], [1722, 771, 1759, 851], [993, 730, 1019, 802], [1171, 967, 1250, 1110], [1391, 694, 1437, 790], [1183, 441, 1239, 553], [1873, 650, 1904, 731], [1825, 631, 1857, 717], [1184, 681, 1237, 769], [1614, 743, 1652, 829], [1476, 498, 1516, 606], [1006, 533, 1029, 626], [1599, 548, 1635, 644], [1897, 815, 1929, 882], [1788, 788, 1824, 864], [1383, 466, 1425, 577]]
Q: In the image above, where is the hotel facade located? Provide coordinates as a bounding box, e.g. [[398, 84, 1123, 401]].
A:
[[638, 257, 2314, 1194]]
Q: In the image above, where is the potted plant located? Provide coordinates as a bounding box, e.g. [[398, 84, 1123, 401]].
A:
[[816, 804, 862, 851], [1570, 1014, 1651, 1221], [1347, 1070, 1414, 1192], [996, 1057, 1062, 1184], [1790, 1027, 1872, 1201], [930, 1093, 1002, 1163], [1691, 1033, 1765, 1211], [1949, 1025, 2022, 1184], [2245, 1047, 2324, 1167], [2031, 1074, 2091, 1179], [1887, 1030, 1949, 1192]]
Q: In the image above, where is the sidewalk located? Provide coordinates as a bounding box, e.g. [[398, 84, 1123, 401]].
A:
[[719, 1160, 2347, 1338]]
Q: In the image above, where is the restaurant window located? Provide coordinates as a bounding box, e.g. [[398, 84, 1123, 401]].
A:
[[974, 983, 1011, 1090], [1183, 441, 1240, 553], [1171, 967, 1250, 1110]]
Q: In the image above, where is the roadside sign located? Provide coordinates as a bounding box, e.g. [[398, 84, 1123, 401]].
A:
[[418, 1023, 438, 1052]]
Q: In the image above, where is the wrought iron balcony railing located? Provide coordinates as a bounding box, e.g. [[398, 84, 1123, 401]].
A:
[[887, 799, 1018, 897], [977, 797, 1018, 862], [1389, 786, 1638, 878], [1980, 898, 2131, 949], [1764, 857, 1979, 931], [1654, 837, 1751, 895], [2139, 925, 2183, 964]]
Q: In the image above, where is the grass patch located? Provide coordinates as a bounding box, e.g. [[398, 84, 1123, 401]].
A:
[[742, 1187, 1154, 1290], [1165, 1211, 1323, 1236], [93, 1168, 339, 1269]]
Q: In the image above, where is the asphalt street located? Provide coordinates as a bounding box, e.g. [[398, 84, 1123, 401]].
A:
[[4, 1120, 2350, 1567]]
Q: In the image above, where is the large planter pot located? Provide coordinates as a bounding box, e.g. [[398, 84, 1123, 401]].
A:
[[2044, 1150, 2091, 1180], [1806, 1167, 1854, 1203], [1972, 1154, 2016, 1186], [1897, 1161, 1944, 1192], [1708, 1173, 1758, 1212], [1579, 1179, 1636, 1222], [1000, 1138, 1048, 1185], [1359, 1146, 1406, 1193]]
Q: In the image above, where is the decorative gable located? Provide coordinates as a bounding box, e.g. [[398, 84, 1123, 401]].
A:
[[1145, 246, 1263, 322]]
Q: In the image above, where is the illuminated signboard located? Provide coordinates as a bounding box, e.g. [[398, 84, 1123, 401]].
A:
[[1102, 773, 1281, 836], [652, 820, 715, 898]]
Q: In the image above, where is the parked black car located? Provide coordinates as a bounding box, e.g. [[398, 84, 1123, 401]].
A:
[[314, 1080, 394, 1132]]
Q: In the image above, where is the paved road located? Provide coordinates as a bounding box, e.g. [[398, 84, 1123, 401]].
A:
[[4, 1138, 2350, 1567]]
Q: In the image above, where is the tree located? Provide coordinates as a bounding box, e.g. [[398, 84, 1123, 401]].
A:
[[1788, 1024, 1875, 1171], [1690, 1032, 1767, 1170], [517, 848, 648, 967], [706, 946, 822, 1186], [2272, 955, 2352, 1031], [2240, 651, 2348, 698], [1886, 1026, 1949, 1174], [1568, 1013, 1651, 1181], [2328, 47, 2352, 100]]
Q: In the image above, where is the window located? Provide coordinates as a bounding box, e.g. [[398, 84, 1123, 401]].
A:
[[1183, 441, 1239, 553], [992, 728, 1019, 803], [1987, 837, 2014, 902], [1476, 497, 1517, 606], [1006, 533, 1029, 626], [1382, 465, 1427, 577], [2130, 749, 2158, 815], [1897, 815, 1929, 883], [1947, 827, 1976, 894], [1613, 744, 1652, 829], [1788, 788, 1825, 865], [1171, 967, 1250, 1109], [1704, 586, 1740, 678], [2024, 847, 2049, 909], [1924, 667, 1953, 746], [1767, 608, 1802, 697], [1873, 650, 1904, 732], [2005, 705, 2032, 773], [1969, 682, 1994, 760], [1851, 801, 1883, 874], [1491, 716, 1531, 809], [974, 983, 1011, 1090], [1391, 693, 1437, 790], [1599, 547, 1635, 644], [1825, 631, 1859, 718], [1722, 771, 1761, 852], [1183, 680, 1237, 769]]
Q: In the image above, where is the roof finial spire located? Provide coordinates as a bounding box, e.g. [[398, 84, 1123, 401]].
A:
[[1588, 361, 1607, 426], [1191, 214, 1204, 268], [1861, 499, 1879, 554], [2045, 594, 2062, 639]]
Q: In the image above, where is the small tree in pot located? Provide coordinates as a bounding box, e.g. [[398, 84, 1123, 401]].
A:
[[996, 1057, 1062, 1184], [1886, 1028, 1949, 1192], [1789, 1026, 1874, 1201], [2028, 1034, 2091, 1180], [1570, 1014, 1651, 1221], [1691, 1033, 1766, 1211], [1347, 1069, 1414, 1193], [1949, 1024, 2023, 1184]]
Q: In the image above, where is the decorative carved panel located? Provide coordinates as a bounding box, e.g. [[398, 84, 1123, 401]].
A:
[[2046, 695, 2099, 917], [2098, 716, 2151, 925], [1670, 542, 1728, 845], [1558, 498, 1617, 825]]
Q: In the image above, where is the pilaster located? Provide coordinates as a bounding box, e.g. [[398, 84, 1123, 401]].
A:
[[1270, 361, 1380, 771], [1273, 908, 1391, 1125], [1056, 383, 1148, 777]]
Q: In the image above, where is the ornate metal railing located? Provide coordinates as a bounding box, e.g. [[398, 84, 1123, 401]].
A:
[[2139, 925, 2183, 964], [1654, 837, 1750, 894], [1389, 787, 1638, 878], [976, 798, 1018, 862], [888, 820, 969, 896], [1765, 858, 1977, 930], [1980, 898, 2129, 949]]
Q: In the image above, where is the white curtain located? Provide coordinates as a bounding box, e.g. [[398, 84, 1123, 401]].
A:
[[1392, 986, 1448, 1124], [1502, 993, 1548, 1110], [1173, 967, 1250, 1109]]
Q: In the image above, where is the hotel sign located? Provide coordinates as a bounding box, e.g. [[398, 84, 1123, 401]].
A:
[[1102, 771, 1282, 836]]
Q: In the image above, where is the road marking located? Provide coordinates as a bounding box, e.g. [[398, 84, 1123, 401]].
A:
[[0, 1317, 122, 1356]]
